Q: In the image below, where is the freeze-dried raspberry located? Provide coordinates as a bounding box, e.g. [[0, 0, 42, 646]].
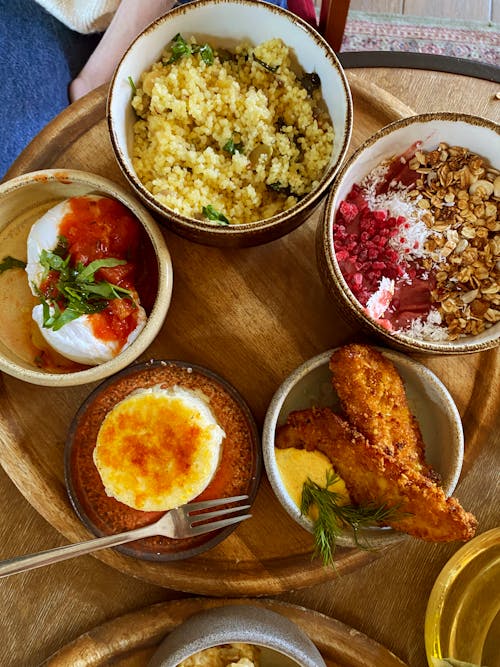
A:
[[338, 200, 359, 224]]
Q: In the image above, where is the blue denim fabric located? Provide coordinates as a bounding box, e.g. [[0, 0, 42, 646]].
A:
[[0, 0, 101, 180], [0, 0, 287, 181]]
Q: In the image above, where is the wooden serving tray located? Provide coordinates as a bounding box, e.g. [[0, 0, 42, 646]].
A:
[[0, 73, 498, 596], [42, 598, 408, 666]]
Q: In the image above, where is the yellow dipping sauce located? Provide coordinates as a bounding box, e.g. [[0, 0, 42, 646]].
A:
[[275, 448, 349, 514]]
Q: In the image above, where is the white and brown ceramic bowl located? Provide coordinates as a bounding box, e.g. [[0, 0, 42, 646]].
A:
[[317, 113, 500, 354], [262, 347, 464, 549], [148, 604, 327, 667], [0, 169, 173, 386], [107, 0, 352, 247]]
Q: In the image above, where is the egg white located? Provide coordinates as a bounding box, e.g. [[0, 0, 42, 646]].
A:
[[31, 303, 147, 365], [26, 196, 105, 293], [25, 195, 147, 366]]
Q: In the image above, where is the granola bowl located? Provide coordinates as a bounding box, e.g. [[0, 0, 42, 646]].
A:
[[107, 0, 352, 247], [317, 113, 500, 354]]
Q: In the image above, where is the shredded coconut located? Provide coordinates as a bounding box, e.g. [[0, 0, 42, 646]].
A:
[[365, 277, 395, 320], [360, 168, 439, 262], [398, 309, 449, 341]]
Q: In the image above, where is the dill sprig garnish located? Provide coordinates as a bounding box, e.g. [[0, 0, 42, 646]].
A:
[[300, 468, 402, 567]]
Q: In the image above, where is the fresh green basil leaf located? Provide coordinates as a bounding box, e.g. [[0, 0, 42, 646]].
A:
[[167, 33, 191, 63], [198, 43, 214, 65], [50, 307, 86, 331], [77, 258, 126, 283], [39, 249, 64, 272]]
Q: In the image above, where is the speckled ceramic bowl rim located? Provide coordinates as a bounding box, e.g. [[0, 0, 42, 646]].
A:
[[262, 346, 464, 547], [0, 169, 173, 387], [148, 604, 326, 667], [321, 112, 500, 354], [64, 358, 262, 562], [107, 0, 353, 240]]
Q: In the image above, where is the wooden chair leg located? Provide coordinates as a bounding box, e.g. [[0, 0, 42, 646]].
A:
[[319, 0, 351, 52]]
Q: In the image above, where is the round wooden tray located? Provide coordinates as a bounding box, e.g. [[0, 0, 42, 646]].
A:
[[0, 73, 498, 596], [42, 598, 408, 666]]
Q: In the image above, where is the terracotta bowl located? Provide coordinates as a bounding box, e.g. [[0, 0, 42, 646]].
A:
[[262, 347, 464, 549], [316, 112, 500, 354], [148, 604, 326, 667], [65, 359, 261, 562], [107, 0, 352, 247], [0, 169, 173, 386]]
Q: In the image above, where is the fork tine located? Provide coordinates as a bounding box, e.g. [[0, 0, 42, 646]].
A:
[[187, 513, 251, 536], [185, 495, 249, 513], [189, 504, 251, 523]]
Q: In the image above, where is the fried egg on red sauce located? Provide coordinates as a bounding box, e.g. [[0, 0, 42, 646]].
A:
[[93, 385, 225, 511]]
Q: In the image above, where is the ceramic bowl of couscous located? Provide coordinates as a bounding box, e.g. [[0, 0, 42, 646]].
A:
[[107, 0, 352, 247]]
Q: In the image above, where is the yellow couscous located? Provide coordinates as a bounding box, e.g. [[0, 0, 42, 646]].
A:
[[131, 35, 334, 225]]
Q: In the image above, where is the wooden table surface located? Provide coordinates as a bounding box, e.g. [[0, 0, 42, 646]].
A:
[[0, 65, 499, 667]]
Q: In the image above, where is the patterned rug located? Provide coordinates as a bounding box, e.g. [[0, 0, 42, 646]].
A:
[[341, 11, 500, 67]]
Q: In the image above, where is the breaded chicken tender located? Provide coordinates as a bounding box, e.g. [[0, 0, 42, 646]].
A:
[[276, 407, 477, 542], [329, 344, 438, 480]]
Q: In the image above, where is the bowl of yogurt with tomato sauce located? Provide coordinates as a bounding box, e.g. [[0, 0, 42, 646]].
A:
[[317, 112, 500, 354], [0, 169, 173, 386]]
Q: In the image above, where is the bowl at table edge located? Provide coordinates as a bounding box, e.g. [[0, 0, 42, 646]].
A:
[[316, 112, 500, 355], [0, 169, 173, 387], [262, 347, 465, 549], [148, 604, 326, 667], [107, 0, 352, 248]]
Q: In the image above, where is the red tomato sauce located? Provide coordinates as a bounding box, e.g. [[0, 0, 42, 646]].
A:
[[59, 196, 143, 348]]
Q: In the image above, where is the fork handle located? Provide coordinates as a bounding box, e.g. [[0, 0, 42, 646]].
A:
[[0, 524, 156, 578]]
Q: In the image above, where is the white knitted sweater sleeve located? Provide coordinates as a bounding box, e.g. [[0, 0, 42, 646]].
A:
[[35, 0, 121, 33]]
